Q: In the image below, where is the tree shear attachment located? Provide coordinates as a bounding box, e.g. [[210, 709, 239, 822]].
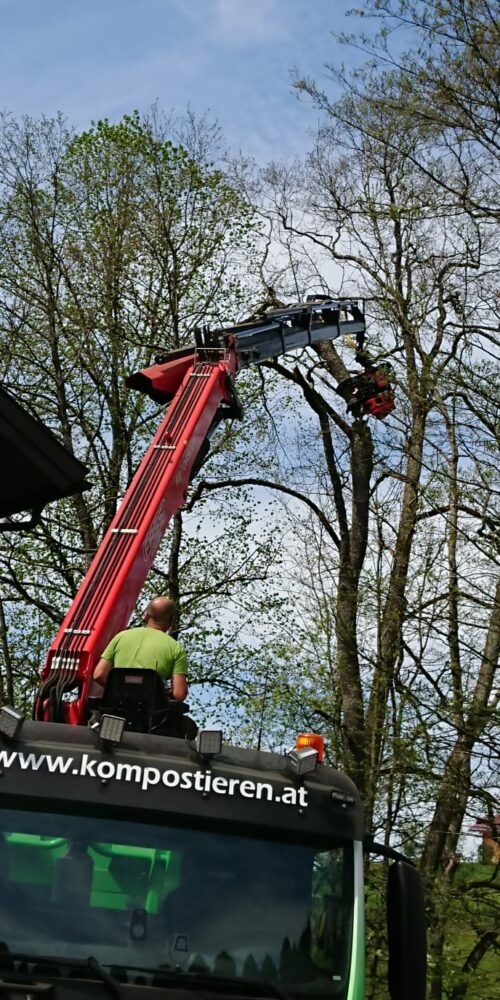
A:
[[336, 357, 395, 420]]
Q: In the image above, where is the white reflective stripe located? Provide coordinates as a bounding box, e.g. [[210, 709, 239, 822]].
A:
[[153, 445, 176, 450], [111, 528, 138, 534], [191, 373, 211, 377], [63, 628, 91, 635]]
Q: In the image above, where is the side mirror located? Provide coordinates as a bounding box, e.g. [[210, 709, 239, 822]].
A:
[[387, 860, 427, 1000]]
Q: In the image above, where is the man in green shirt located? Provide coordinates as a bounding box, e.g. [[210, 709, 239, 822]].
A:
[[93, 596, 188, 701]]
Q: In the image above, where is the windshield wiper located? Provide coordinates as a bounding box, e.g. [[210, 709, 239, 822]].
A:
[[87, 956, 124, 999], [0, 953, 123, 999]]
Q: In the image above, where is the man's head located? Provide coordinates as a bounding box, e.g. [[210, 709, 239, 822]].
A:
[[144, 596, 176, 632]]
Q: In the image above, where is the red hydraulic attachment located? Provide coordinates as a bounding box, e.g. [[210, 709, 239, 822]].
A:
[[35, 298, 367, 725], [335, 362, 395, 420]]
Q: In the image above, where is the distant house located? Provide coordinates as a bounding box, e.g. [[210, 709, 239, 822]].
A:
[[469, 815, 500, 864]]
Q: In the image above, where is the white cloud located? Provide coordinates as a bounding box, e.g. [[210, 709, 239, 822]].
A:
[[0, 0, 360, 161], [209, 0, 289, 47], [170, 0, 295, 48]]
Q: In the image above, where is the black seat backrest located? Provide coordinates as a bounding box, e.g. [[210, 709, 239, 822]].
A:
[[100, 668, 170, 734]]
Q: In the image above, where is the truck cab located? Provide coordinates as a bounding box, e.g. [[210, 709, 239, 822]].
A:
[[0, 719, 426, 1000], [0, 721, 365, 998]]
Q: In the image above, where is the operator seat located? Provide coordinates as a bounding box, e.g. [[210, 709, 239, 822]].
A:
[[96, 669, 197, 738]]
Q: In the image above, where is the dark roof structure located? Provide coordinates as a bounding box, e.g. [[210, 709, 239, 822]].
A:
[[0, 385, 90, 529]]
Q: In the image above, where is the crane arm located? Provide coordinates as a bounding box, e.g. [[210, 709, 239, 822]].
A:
[[36, 299, 365, 724], [126, 298, 366, 403]]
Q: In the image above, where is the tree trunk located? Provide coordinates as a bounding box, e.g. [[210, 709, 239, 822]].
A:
[[0, 599, 15, 705]]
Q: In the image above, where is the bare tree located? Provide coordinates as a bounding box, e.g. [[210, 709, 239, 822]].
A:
[[220, 77, 499, 994]]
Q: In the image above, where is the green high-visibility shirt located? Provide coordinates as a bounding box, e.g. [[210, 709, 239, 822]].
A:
[[100, 626, 188, 679]]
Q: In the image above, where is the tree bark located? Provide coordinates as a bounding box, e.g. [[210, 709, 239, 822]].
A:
[[0, 598, 15, 705]]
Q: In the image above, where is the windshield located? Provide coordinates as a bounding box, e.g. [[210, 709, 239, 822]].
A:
[[0, 807, 354, 998]]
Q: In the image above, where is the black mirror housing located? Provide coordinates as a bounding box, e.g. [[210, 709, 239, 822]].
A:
[[387, 860, 427, 1000]]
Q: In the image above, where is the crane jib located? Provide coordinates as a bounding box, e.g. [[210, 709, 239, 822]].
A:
[[197, 298, 366, 366], [231, 314, 366, 366], [36, 297, 366, 725], [127, 299, 366, 405]]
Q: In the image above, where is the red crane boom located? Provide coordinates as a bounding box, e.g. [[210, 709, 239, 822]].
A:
[[35, 299, 366, 724]]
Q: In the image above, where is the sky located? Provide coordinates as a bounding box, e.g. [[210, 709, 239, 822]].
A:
[[0, 0, 369, 162]]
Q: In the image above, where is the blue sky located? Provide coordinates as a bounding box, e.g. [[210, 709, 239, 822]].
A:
[[0, 0, 368, 161]]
